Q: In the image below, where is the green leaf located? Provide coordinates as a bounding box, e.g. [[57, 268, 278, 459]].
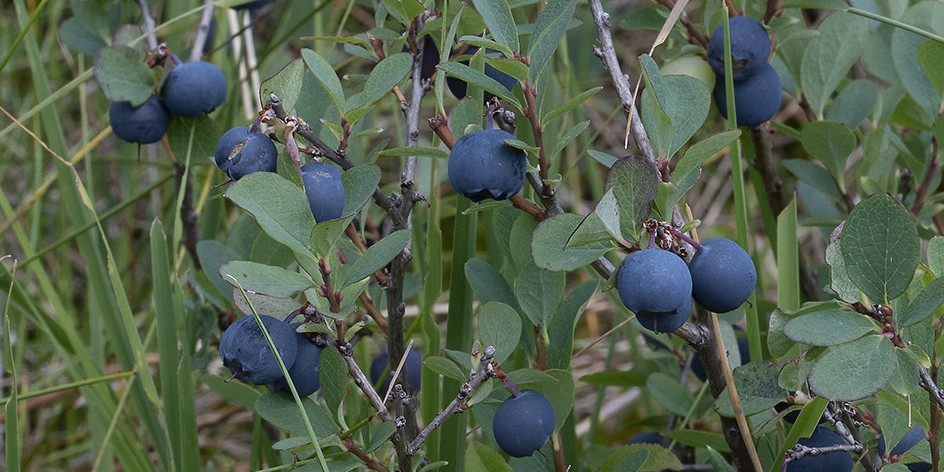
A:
[[587, 149, 618, 168], [301, 48, 345, 115], [548, 281, 597, 370], [898, 277, 944, 327], [309, 216, 354, 259], [646, 372, 693, 416], [672, 130, 741, 185], [888, 348, 920, 396], [364, 421, 396, 453], [825, 237, 859, 303], [641, 73, 710, 158], [197, 240, 240, 300], [800, 121, 856, 187], [714, 361, 787, 417], [527, 0, 576, 82], [782, 159, 845, 204], [638, 54, 674, 157], [94, 46, 153, 106], [465, 258, 519, 310], [477, 301, 521, 365], [470, 0, 519, 53], [225, 172, 315, 254], [261, 59, 306, 113], [549, 120, 590, 157], [668, 430, 730, 453], [340, 229, 410, 286], [531, 213, 611, 271], [466, 441, 513, 472], [59, 17, 107, 55], [808, 335, 895, 401], [457, 36, 514, 59], [892, 3, 944, 118], [929, 236, 944, 277], [605, 156, 659, 243], [254, 393, 340, 436], [424, 356, 468, 383], [341, 164, 381, 217], [514, 262, 565, 326], [840, 194, 921, 303], [382, 0, 425, 24], [542, 87, 603, 124], [167, 116, 219, 166], [347, 53, 412, 116], [602, 445, 682, 472], [783, 308, 879, 346], [219, 261, 313, 298], [438, 62, 522, 109], [918, 41, 944, 108], [800, 12, 870, 117], [319, 347, 348, 417], [378, 146, 449, 160], [826, 80, 880, 129]]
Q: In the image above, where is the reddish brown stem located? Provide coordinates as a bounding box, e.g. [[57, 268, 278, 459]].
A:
[[342, 436, 389, 472]]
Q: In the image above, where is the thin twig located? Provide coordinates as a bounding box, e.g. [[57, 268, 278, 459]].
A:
[[190, 0, 216, 62], [137, 0, 159, 50], [342, 436, 389, 472], [406, 346, 497, 455], [919, 366, 944, 411], [586, 0, 656, 163], [783, 443, 864, 467]]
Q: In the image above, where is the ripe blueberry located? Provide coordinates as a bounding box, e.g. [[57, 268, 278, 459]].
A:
[[109, 96, 170, 145], [706, 16, 771, 81], [214, 126, 278, 181], [219, 315, 298, 385], [447, 129, 527, 202], [713, 63, 782, 129], [270, 326, 322, 397], [879, 425, 930, 472], [446, 46, 517, 102], [688, 238, 757, 313], [786, 426, 853, 472], [370, 350, 422, 396], [300, 162, 345, 223], [161, 61, 227, 117], [616, 249, 693, 333], [627, 431, 665, 445], [493, 390, 556, 457]]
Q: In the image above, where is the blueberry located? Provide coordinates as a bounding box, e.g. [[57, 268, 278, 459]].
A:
[[214, 126, 278, 181], [786, 426, 853, 472], [713, 62, 781, 129], [370, 350, 422, 396], [231, 0, 277, 10], [706, 16, 771, 81], [493, 390, 556, 457], [446, 46, 518, 102], [300, 162, 345, 222], [219, 315, 298, 385], [109, 96, 170, 145], [879, 425, 930, 472], [691, 335, 750, 382], [627, 431, 665, 445], [688, 238, 756, 313], [616, 249, 693, 333], [447, 129, 527, 202], [270, 327, 322, 397], [161, 61, 227, 117]]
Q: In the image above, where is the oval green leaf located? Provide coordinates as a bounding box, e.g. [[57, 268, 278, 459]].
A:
[[783, 308, 879, 346], [808, 335, 895, 401]]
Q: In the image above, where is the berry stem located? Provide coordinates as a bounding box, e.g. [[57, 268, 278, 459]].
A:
[[667, 226, 703, 251], [494, 365, 521, 397]]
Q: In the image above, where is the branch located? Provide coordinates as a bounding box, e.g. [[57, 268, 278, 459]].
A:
[[406, 346, 497, 455], [783, 443, 864, 468], [190, 0, 216, 62], [586, 0, 656, 164], [137, 0, 159, 51], [919, 366, 944, 411], [342, 436, 390, 472]]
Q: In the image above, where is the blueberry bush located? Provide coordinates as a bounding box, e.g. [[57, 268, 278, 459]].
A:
[[2, 0, 944, 471]]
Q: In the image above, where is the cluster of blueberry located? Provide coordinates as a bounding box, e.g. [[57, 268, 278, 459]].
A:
[[219, 315, 322, 397], [110, 61, 227, 145], [706, 16, 782, 128], [617, 237, 757, 333]]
